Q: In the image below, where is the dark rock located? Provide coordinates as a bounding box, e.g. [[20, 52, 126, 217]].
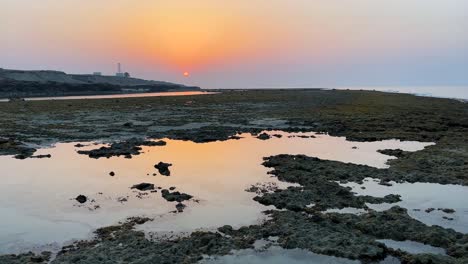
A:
[[155, 162, 172, 176], [14, 154, 27, 159], [144, 140, 167, 147], [117, 197, 128, 203], [109, 171, 115, 176], [131, 183, 155, 191], [218, 225, 234, 234], [377, 149, 407, 158], [31, 154, 51, 159], [256, 132, 271, 140], [77, 138, 167, 159], [425, 208, 435, 213], [175, 202, 186, 212], [439, 208, 456, 214], [76, 195, 87, 204], [30, 256, 45, 263], [161, 189, 193, 202]]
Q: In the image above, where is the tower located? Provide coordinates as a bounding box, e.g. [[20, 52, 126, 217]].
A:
[[116, 63, 125, 77]]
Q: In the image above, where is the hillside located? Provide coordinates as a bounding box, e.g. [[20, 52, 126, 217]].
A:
[[0, 68, 200, 98]]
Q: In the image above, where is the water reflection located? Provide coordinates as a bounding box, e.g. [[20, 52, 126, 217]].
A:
[[0, 131, 432, 254], [341, 179, 468, 233]]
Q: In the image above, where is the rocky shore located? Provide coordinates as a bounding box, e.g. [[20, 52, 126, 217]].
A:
[[0, 89, 467, 263]]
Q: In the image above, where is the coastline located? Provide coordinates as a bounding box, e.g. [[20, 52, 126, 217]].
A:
[[1, 89, 467, 264]]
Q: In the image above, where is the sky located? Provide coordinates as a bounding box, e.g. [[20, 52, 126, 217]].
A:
[[1, 0, 468, 88]]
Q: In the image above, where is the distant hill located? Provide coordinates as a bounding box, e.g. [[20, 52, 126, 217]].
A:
[[0, 68, 200, 98]]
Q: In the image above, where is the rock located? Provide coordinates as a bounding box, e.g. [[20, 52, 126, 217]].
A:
[[109, 171, 115, 176], [256, 132, 271, 140], [438, 208, 456, 214], [117, 197, 128, 203], [169, 186, 176, 190], [175, 202, 186, 212], [131, 183, 155, 191], [144, 140, 167, 147], [272, 134, 283, 138], [161, 189, 193, 202], [77, 138, 167, 159], [74, 143, 86, 148], [30, 255, 45, 263], [31, 154, 52, 159], [218, 225, 234, 234], [76, 195, 87, 204], [14, 154, 27, 159], [379, 180, 393, 186], [377, 149, 407, 158], [425, 208, 435, 213], [155, 162, 172, 176]]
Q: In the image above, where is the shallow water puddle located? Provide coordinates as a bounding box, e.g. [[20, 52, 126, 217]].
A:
[[0, 131, 432, 254], [376, 239, 446, 255], [341, 179, 468, 233], [199, 246, 360, 264]]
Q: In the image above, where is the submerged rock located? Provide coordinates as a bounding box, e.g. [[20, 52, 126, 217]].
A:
[[131, 183, 155, 191], [155, 162, 172, 176]]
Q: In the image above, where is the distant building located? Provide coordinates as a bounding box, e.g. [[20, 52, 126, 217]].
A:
[[93, 72, 102, 76], [115, 63, 130, 78]]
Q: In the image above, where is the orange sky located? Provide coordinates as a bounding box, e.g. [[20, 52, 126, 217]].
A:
[[2, 0, 468, 87]]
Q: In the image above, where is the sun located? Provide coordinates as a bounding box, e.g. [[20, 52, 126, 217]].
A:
[[183, 71, 190, 77]]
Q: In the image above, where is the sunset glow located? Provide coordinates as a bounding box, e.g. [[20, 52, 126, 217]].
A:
[[2, 0, 468, 88]]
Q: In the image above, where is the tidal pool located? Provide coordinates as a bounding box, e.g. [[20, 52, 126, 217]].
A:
[[199, 246, 360, 264], [341, 179, 468, 233], [376, 239, 446, 256], [0, 131, 433, 254]]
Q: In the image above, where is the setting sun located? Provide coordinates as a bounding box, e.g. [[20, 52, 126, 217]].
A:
[[183, 71, 190, 77]]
